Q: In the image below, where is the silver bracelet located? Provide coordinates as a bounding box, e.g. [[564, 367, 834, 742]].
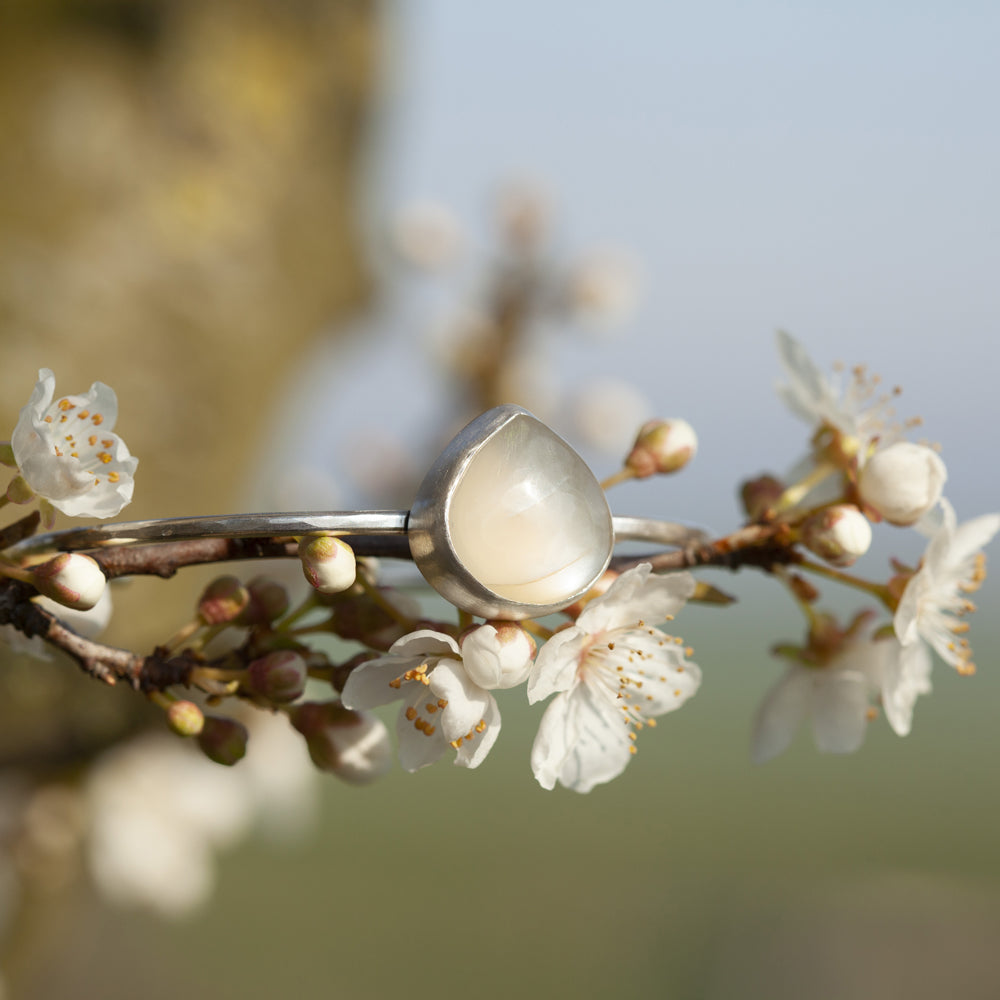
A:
[[10, 407, 701, 620]]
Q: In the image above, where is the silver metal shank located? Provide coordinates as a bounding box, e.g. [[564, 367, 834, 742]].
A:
[[10, 511, 410, 559]]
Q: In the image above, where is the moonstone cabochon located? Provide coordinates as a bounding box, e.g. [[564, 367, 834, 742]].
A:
[[408, 406, 613, 618]]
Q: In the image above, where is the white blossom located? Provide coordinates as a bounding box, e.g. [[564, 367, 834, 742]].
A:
[[775, 331, 901, 454], [85, 713, 316, 917], [894, 499, 1000, 675], [341, 625, 534, 772], [751, 635, 929, 763], [11, 368, 137, 518], [527, 564, 699, 793]]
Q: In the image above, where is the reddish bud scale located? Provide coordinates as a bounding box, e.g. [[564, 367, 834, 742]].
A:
[[198, 575, 250, 625], [246, 650, 307, 704]]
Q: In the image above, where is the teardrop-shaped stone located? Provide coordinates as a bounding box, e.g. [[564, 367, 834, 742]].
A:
[[447, 414, 612, 606]]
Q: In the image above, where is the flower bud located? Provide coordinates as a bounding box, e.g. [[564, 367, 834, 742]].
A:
[[289, 702, 392, 784], [800, 505, 873, 566], [740, 474, 785, 521], [166, 700, 205, 737], [625, 419, 697, 478], [391, 200, 463, 271], [459, 622, 536, 689], [31, 553, 106, 611], [326, 589, 417, 651], [196, 716, 248, 766], [299, 535, 357, 595], [198, 575, 250, 625], [858, 442, 947, 526], [238, 576, 290, 626], [246, 650, 308, 704]]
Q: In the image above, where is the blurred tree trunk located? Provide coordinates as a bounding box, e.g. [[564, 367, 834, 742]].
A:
[[0, 0, 380, 759], [0, 0, 378, 517]]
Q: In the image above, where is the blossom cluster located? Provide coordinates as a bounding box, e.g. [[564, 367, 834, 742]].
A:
[[0, 334, 996, 919], [751, 333, 999, 760]]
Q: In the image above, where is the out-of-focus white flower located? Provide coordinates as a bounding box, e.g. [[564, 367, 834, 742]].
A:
[[565, 250, 640, 331], [858, 442, 947, 526], [86, 734, 257, 917], [894, 499, 1000, 675], [775, 331, 902, 456], [86, 712, 317, 917], [391, 200, 463, 271], [569, 378, 651, 454], [495, 179, 551, 250], [528, 564, 699, 793], [11, 368, 137, 518], [342, 624, 534, 772], [289, 703, 393, 785], [751, 635, 927, 763]]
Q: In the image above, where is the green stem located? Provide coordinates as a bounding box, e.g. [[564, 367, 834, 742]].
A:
[[773, 461, 838, 514], [797, 558, 891, 605], [599, 467, 635, 492], [357, 575, 416, 628]]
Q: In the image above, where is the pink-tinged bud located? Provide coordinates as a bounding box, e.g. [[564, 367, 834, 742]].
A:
[[858, 442, 947, 526], [289, 702, 392, 784], [31, 553, 106, 611], [740, 474, 785, 521], [238, 576, 290, 626], [625, 419, 697, 478], [800, 505, 873, 566], [198, 575, 250, 625], [166, 700, 205, 737], [197, 716, 248, 766], [246, 650, 308, 704], [299, 536, 357, 594]]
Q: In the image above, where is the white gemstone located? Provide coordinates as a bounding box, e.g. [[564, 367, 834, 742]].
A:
[[447, 415, 612, 606]]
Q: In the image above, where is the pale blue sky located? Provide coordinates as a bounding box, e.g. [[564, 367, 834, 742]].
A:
[[276, 1, 998, 545]]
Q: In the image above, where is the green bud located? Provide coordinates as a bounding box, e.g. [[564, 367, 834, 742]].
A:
[[166, 700, 205, 737], [197, 716, 248, 766]]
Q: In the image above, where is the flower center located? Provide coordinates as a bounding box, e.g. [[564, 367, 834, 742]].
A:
[[45, 397, 117, 486], [585, 622, 692, 754]]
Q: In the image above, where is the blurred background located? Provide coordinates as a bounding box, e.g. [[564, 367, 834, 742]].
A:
[[1, 1, 999, 997]]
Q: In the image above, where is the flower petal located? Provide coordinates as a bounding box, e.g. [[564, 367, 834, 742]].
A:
[[810, 670, 869, 754], [395, 691, 449, 772], [341, 657, 419, 710], [751, 667, 811, 764], [427, 660, 492, 743], [386, 629, 460, 659], [453, 696, 501, 769], [532, 683, 633, 793], [527, 627, 588, 703], [880, 640, 931, 737], [578, 564, 695, 634]]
